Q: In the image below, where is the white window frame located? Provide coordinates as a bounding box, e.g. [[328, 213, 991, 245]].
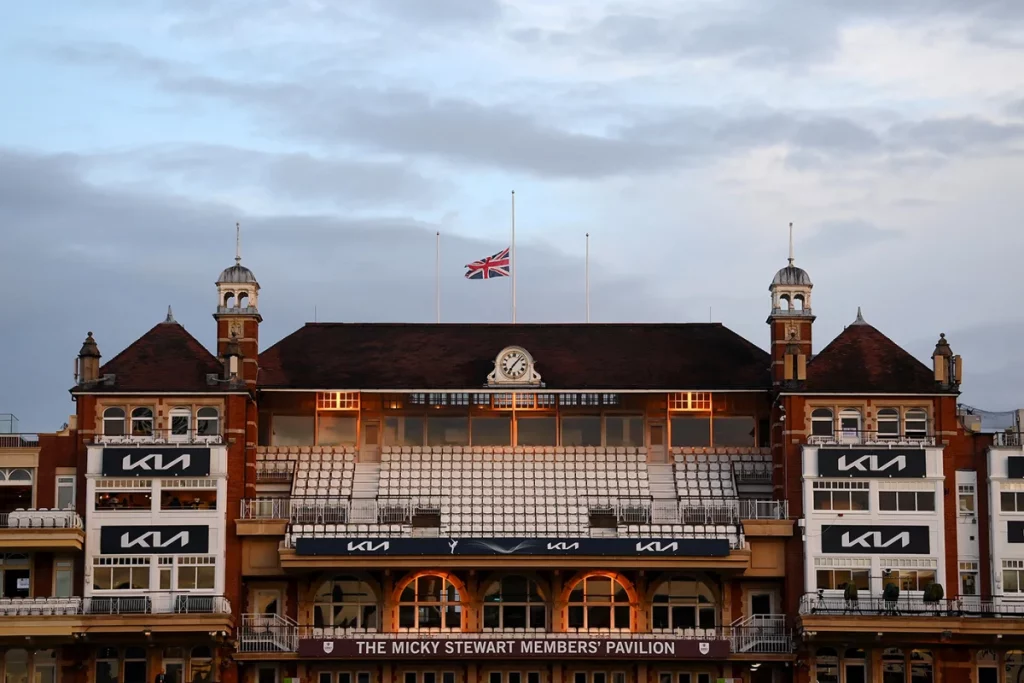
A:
[[54, 558, 74, 597], [175, 556, 217, 591], [876, 408, 899, 438], [904, 408, 929, 439], [810, 408, 834, 437], [811, 481, 870, 512], [102, 407, 126, 437], [397, 575, 462, 631], [56, 475, 76, 510], [878, 482, 936, 513], [196, 407, 220, 440], [130, 407, 154, 438], [169, 408, 192, 442], [92, 556, 151, 591]]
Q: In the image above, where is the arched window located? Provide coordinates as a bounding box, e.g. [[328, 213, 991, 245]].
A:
[[816, 648, 839, 683], [314, 575, 378, 630], [170, 408, 191, 442], [811, 409, 834, 437], [223, 292, 235, 308], [483, 575, 546, 630], [905, 409, 928, 440], [793, 294, 805, 311], [398, 575, 461, 630], [839, 409, 862, 440], [6, 469, 32, 482], [877, 408, 899, 439], [238, 292, 249, 309], [196, 408, 220, 438], [882, 648, 905, 683], [567, 575, 630, 631], [779, 294, 791, 311], [189, 647, 213, 683], [911, 650, 933, 683], [131, 408, 154, 437], [651, 576, 717, 631], [103, 407, 126, 437]]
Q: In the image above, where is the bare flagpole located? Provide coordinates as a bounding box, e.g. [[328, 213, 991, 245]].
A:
[[435, 231, 441, 323], [511, 190, 517, 324], [585, 232, 590, 323]]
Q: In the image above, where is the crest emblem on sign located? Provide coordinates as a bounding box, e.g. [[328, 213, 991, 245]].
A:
[[698, 642, 710, 655], [323, 642, 334, 654]]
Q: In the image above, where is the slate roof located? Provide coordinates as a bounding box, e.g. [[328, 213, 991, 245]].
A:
[[257, 323, 773, 391], [72, 320, 226, 393], [804, 322, 942, 394]]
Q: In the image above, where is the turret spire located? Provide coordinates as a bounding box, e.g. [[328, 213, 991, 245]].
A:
[[235, 222, 241, 265], [788, 222, 794, 266]]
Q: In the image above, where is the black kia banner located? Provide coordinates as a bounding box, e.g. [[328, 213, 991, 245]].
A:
[[295, 537, 731, 557], [820, 525, 930, 554], [101, 447, 211, 477], [100, 525, 210, 554], [1008, 457, 1024, 479], [1009, 521, 1024, 544], [817, 448, 927, 478]]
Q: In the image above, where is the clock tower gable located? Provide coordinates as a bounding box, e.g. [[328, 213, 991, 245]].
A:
[[487, 345, 543, 387]]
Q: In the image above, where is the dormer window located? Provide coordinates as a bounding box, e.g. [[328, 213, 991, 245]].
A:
[[130, 408, 154, 437], [102, 408, 126, 437]]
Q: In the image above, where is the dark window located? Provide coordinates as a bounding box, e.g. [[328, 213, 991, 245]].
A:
[[472, 417, 512, 446], [517, 417, 556, 446], [712, 416, 755, 446], [426, 418, 469, 446], [561, 417, 601, 447], [670, 417, 710, 447]]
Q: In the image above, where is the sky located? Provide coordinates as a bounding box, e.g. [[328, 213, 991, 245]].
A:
[[1, 0, 1023, 431]]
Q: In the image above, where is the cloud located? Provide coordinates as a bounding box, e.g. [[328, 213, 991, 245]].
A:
[[801, 219, 903, 255]]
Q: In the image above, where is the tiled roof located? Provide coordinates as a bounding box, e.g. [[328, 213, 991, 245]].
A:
[[257, 323, 772, 391], [804, 322, 942, 394], [74, 321, 225, 393]]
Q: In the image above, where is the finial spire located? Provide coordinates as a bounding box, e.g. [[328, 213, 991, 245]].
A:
[[165, 305, 175, 323], [235, 222, 241, 265], [788, 222, 794, 266], [851, 306, 867, 325]]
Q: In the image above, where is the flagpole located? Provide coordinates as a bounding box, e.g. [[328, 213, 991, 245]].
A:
[[586, 232, 590, 323], [511, 190, 516, 324], [435, 231, 441, 323]]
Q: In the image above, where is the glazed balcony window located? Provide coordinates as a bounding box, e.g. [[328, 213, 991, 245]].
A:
[[482, 576, 546, 630], [131, 408, 154, 437], [398, 575, 461, 630], [567, 576, 630, 631], [95, 491, 152, 511], [160, 489, 217, 511], [0, 468, 34, 514]]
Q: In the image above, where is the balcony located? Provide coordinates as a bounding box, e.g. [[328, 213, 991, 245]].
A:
[[236, 614, 792, 658], [0, 433, 39, 449], [93, 429, 223, 446], [0, 594, 233, 638], [807, 430, 935, 447], [0, 509, 84, 550], [994, 432, 1024, 448], [798, 593, 1024, 639]]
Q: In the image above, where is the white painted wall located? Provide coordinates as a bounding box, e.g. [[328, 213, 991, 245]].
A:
[[987, 444, 1024, 599]]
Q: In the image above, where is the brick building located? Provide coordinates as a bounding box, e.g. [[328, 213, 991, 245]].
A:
[[1, 240, 1017, 683]]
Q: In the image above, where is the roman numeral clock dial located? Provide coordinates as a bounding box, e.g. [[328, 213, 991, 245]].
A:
[[500, 350, 529, 380]]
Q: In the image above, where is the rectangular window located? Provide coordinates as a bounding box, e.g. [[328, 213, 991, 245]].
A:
[[670, 417, 711, 447], [879, 490, 935, 512], [92, 557, 150, 590], [426, 417, 469, 446], [812, 481, 870, 511], [816, 568, 870, 591], [1001, 490, 1024, 512], [887, 569, 936, 591], [271, 415, 315, 446], [55, 559, 73, 597], [712, 416, 756, 446], [176, 556, 216, 590], [318, 416, 358, 446], [56, 475, 76, 510], [316, 392, 360, 411], [960, 561, 979, 596], [384, 417, 425, 447], [561, 416, 601, 447], [669, 392, 712, 411], [95, 490, 152, 511], [516, 417, 557, 446], [471, 417, 512, 446], [959, 484, 976, 514], [605, 416, 644, 447], [160, 488, 217, 511]]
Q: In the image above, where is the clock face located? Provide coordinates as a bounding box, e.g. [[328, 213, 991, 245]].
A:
[[500, 350, 529, 380]]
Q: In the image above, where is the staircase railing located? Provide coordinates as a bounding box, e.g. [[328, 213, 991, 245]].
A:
[[239, 613, 299, 652]]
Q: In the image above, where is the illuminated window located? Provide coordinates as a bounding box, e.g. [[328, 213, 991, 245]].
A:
[[669, 393, 712, 411], [886, 569, 936, 592], [816, 569, 869, 591], [567, 576, 630, 631], [398, 575, 461, 630], [317, 392, 360, 411]]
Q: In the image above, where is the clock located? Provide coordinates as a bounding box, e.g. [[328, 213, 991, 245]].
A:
[[499, 349, 529, 380]]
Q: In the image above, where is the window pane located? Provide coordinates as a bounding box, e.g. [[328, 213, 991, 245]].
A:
[[171, 415, 190, 435], [879, 491, 897, 511], [472, 417, 512, 446], [271, 416, 315, 446], [561, 417, 601, 447], [897, 492, 915, 511], [1003, 492, 1016, 512], [605, 416, 644, 447], [517, 417, 556, 446], [712, 416, 755, 446], [318, 416, 358, 446], [816, 570, 832, 590], [918, 492, 935, 511], [670, 417, 710, 447], [813, 491, 831, 510], [427, 417, 469, 446]]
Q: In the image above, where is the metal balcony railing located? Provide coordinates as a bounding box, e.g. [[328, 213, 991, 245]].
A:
[[0, 434, 39, 448], [0, 594, 231, 616], [240, 497, 290, 520], [994, 432, 1024, 448], [807, 430, 934, 447], [0, 510, 83, 529], [256, 463, 295, 482], [94, 429, 223, 445], [800, 592, 1024, 617], [236, 614, 792, 654]]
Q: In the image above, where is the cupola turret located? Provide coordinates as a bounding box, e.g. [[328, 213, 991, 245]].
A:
[[214, 223, 260, 387], [768, 223, 815, 385]]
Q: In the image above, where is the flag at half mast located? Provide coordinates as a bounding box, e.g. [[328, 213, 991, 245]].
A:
[[464, 247, 510, 279]]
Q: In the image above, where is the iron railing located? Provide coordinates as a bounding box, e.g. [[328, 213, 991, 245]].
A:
[[807, 431, 934, 447], [256, 463, 295, 482], [0, 594, 231, 616], [94, 429, 223, 445], [236, 614, 792, 654], [994, 432, 1024, 448], [0, 434, 39, 448], [800, 592, 1024, 617], [0, 510, 83, 529]]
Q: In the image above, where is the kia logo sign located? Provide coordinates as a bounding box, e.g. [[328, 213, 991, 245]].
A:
[[821, 525, 930, 555], [817, 448, 926, 478], [101, 448, 211, 477], [296, 537, 730, 557], [100, 526, 210, 554]]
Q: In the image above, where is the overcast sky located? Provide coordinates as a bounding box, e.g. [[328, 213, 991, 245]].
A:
[[2, 1, 1023, 431]]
